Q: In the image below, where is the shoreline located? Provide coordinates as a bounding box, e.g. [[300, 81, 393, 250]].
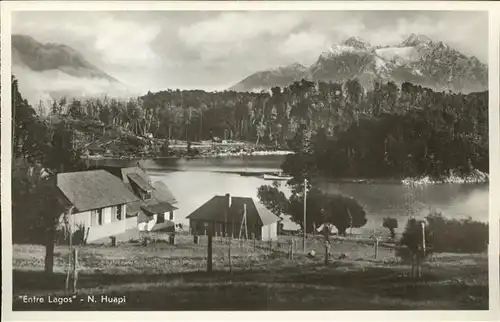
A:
[[83, 150, 295, 161], [401, 169, 489, 186], [84, 155, 489, 186]]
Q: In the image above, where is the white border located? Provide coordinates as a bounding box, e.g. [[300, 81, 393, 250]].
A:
[[1, 2, 499, 322]]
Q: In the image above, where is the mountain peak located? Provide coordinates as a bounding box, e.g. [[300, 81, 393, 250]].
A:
[[230, 33, 487, 94], [342, 36, 372, 50], [284, 62, 306, 71], [400, 33, 433, 47]]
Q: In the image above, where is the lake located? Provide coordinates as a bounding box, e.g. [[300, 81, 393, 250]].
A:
[[92, 155, 489, 235]]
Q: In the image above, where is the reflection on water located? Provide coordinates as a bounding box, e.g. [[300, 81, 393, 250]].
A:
[[92, 156, 489, 233]]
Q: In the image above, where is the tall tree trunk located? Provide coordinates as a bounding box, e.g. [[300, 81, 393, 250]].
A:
[[44, 229, 55, 274]]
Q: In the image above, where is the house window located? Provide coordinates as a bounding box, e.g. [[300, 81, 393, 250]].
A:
[[116, 205, 122, 220], [97, 209, 103, 225], [169, 211, 174, 221], [143, 192, 152, 200], [157, 213, 165, 223]]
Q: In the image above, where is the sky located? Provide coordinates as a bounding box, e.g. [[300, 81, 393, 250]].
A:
[[12, 10, 488, 94]]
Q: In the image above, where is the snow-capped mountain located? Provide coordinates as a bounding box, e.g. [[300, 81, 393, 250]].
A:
[[230, 34, 488, 94], [12, 34, 134, 106]]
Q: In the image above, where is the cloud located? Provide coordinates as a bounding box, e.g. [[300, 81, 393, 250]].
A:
[[13, 64, 138, 106], [280, 32, 329, 64], [11, 10, 488, 95], [92, 16, 162, 67], [12, 12, 162, 69], [178, 12, 304, 62]]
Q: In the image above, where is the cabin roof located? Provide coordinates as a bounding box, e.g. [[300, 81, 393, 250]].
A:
[[187, 195, 280, 226], [121, 167, 177, 216], [127, 173, 154, 192], [57, 170, 139, 212]]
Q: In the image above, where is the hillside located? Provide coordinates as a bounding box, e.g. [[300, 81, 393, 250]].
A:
[[12, 34, 118, 82], [230, 34, 488, 94], [12, 34, 133, 105], [229, 63, 306, 92]]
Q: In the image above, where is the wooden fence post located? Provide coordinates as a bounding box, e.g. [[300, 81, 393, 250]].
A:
[[228, 236, 232, 273], [411, 253, 416, 280], [374, 237, 379, 259], [207, 224, 213, 273], [416, 254, 421, 279], [324, 240, 329, 265], [253, 235, 256, 251], [72, 248, 78, 294]]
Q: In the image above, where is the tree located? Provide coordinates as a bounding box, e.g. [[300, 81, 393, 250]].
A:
[[39, 175, 68, 274], [45, 121, 87, 173], [160, 140, 170, 157], [12, 74, 86, 275], [12, 164, 68, 274], [286, 187, 367, 235], [383, 217, 398, 239], [257, 185, 289, 217], [326, 194, 367, 235], [399, 217, 431, 279]]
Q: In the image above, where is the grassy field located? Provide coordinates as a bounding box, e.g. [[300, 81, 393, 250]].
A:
[[12, 233, 488, 310]]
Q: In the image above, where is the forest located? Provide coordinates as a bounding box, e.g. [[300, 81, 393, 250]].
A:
[[19, 76, 489, 180]]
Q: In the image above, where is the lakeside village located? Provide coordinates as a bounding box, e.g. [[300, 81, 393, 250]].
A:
[[13, 161, 490, 310], [53, 164, 287, 246], [12, 77, 490, 309]]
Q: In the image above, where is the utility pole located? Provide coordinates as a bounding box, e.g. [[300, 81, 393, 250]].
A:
[[421, 222, 426, 256], [303, 178, 307, 253], [348, 208, 353, 237]]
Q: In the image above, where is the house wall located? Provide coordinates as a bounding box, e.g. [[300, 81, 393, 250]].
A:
[[261, 222, 278, 241], [63, 204, 134, 243], [151, 211, 175, 232], [190, 219, 263, 239]]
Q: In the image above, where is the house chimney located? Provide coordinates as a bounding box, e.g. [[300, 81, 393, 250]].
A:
[[226, 193, 231, 209]]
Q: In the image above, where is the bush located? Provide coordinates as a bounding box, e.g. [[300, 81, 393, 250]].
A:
[[398, 217, 432, 263], [382, 217, 398, 239], [398, 212, 488, 262], [425, 212, 488, 253]]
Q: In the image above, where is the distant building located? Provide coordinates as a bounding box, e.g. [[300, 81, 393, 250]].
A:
[[56, 170, 139, 243], [187, 193, 280, 241], [280, 214, 301, 233]]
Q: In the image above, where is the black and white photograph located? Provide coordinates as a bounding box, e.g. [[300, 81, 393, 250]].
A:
[[1, 1, 499, 318]]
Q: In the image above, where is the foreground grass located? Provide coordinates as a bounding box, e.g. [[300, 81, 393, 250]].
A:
[[12, 236, 488, 310]]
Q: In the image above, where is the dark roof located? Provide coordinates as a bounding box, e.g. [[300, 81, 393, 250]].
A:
[[57, 170, 139, 212], [121, 167, 151, 185], [126, 200, 142, 214], [187, 195, 280, 227], [153, 181, 177, 204], [121, 167, 178, 215], [142, 202, 177, 215], [86, 165, 123, 178], [128, 173, 154, 192]]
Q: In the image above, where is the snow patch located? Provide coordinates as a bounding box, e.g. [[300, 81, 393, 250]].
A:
[[321, 45, 363, 58], [375, 46, 420, 64], [374, 56, 389, 75]]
